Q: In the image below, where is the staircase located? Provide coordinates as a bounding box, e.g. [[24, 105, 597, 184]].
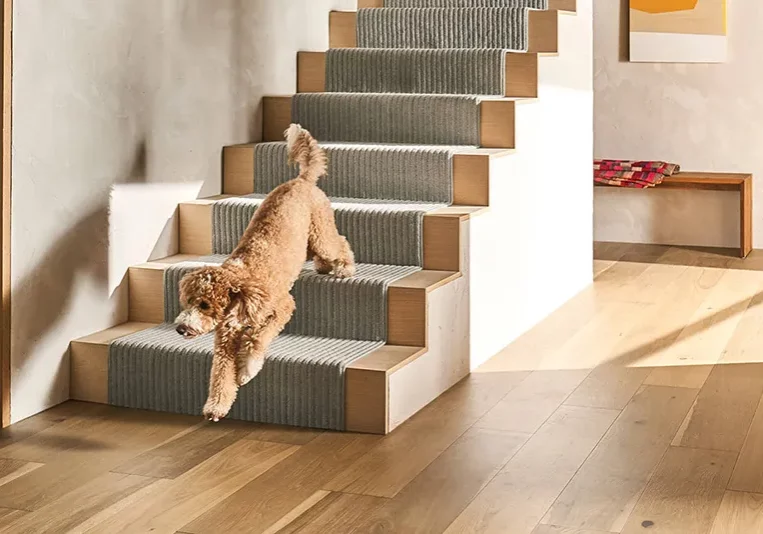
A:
[[69, 0, 582, 434]]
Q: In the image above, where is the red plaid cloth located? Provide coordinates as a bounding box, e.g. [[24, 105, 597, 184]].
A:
[[594, 160, 680, 176], [594, 159, 680, 188]]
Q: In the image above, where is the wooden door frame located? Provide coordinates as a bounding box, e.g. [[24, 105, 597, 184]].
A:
[[1, 0, 11, 428]]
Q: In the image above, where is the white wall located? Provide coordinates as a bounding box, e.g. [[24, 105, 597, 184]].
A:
[[11, 0, 353, 423], [594, 0, 761, 249], [470, 3, 594, 368]]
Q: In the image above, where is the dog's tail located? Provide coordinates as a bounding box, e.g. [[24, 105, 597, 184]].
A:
[[285, 123, 327, 184]]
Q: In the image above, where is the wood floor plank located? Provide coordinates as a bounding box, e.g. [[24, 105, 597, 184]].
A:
[[244, 424, 323, 445], [538, 300, 651, 371], [0, 472, 156, 534], [347, 427, 530, 534], [85, 439, 297, 533], [274, 492, 386, 534], [181, 433, 380, 534], [260, 490, 332, 534], [112, 423, 251, 479], [620, 446, 735, 534], [323, 372, 529, 498], [541, 386, 698, 532], [0, 458, 43, 488], [445, 406, 619, 534], [671, 362, 763, 452], [643, 269, 763, 389], [474, 370, 591, 433], [564, 266, 727, 411], [603, 266, 726, 370], [532, 526, 615, 534], [0, 508, 27, 529], [709, 491, 763, 534], [728, 393, 763, 493], [0, 409, 197, 511], [564, 365, 652, 410]]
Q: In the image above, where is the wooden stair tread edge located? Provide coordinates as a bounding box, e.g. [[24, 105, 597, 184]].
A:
[[429, 206, 489, 220], [390, 270, 460, 292], [224, 143, 513, 157], [179, 196, 485, 220], [131, 258, 461, 293], [72, 322, 157, 346], [347, 345, 427, 374]]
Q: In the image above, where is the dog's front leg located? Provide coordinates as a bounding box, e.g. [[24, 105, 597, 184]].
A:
[[237, 295, 296, 386], [203, 326, 242, 422]]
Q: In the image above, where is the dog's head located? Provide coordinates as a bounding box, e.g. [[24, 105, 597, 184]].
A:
[[175, 265, 265, 338]]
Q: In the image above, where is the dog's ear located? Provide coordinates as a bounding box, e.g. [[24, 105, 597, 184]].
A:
[[228, 277, 270, 328]]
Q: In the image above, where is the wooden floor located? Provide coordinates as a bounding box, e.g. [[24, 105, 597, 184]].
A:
[[3, 243, 763, 533]]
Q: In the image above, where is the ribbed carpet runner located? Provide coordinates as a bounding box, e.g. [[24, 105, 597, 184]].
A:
[[108, 1, 553, 429]]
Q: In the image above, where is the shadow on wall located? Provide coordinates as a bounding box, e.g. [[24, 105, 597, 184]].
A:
[[11, 141, 148, 408]]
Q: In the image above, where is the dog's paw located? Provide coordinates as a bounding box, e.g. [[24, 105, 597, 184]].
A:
[[313, 256, 333, 275], [237, 358, 264, 387], [202, 400, 230, 423], [333, 262, 355, 279]]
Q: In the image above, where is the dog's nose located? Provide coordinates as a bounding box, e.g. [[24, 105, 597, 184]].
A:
[[176, 324, 188, 336]]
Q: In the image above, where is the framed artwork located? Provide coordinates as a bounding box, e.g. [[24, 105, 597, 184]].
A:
[[630, 0, 727, 63]]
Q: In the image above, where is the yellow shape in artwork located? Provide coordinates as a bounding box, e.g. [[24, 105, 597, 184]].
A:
[[631, 0, 699, 13]]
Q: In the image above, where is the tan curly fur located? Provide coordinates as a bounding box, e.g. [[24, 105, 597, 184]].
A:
[[174, 124, 355, 422]]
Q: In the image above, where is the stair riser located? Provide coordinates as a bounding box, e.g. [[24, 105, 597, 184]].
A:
[[71, 334, 425, 434], [128, 262, 453, 348], [222, 143, 493, 207], [329, 10, 558, 54], [165, 262, 422, 343], [358, 0, 576, 12], [263, 95, 515, 149], [298, 50, 538, 98], [178, 200, 465, 272]]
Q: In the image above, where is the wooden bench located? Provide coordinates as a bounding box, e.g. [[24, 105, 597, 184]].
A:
[[596, 172, 753, 258]]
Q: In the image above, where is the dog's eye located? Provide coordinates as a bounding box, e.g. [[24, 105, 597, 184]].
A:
[[199, 301, 210, 311]]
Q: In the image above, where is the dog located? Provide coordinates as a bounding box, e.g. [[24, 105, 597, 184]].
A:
[[174, 124, 355, 422]]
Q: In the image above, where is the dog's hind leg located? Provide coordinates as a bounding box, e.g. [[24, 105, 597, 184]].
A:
[[236, 294, 296, 387], [309, 202, 356, 278]]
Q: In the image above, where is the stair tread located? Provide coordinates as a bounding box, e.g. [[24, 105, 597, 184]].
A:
[[74, 322, 155, 345], [74, 322, 427, 372], [232, 141, 513, 156], [357, 7, 530, 51], [219, 193, 446, 212], [147, 255, 459, 290], [385, 0, 547, 7]]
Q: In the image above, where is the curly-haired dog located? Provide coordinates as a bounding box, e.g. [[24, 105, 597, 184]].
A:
[[174, 124, 355, 421]]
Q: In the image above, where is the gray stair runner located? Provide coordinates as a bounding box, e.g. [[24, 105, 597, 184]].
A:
[[292, 93, 488, 145], [254, 142, 471, 203], [103, 0, 536, 431], [387, 0, 547, 7], [110, 325, 383, 430], [325, 48, 508, 96], [163, 256, 419, 341], [212, 195, 445, 267], [357, 7, 529, 51]]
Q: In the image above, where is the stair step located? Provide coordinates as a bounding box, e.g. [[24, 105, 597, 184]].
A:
[[223, 141, 512, 205], [330, 9, 558, 54], [179, 196, 481, 271], [129, 256, 459, 346], [70, 322, 427, 433], [213, 195, 445, 267], [264, 94, 517, 148], [359, 0, 577, 13], [165, 258, 425, 342], [315, 49, 538, 97]]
